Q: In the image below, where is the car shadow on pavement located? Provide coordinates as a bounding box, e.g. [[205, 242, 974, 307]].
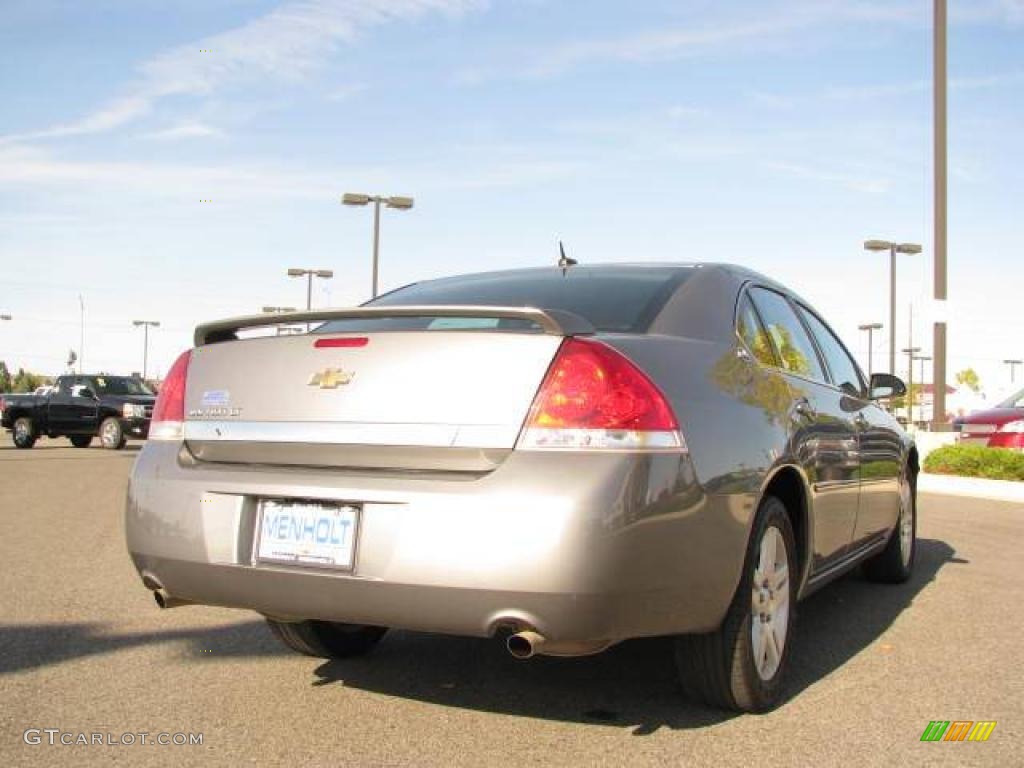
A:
[[0, 620, 286, 676], [310, 538, 960, 735]]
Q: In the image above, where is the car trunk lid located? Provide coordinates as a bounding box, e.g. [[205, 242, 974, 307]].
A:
[[183, 310, 579, 471]]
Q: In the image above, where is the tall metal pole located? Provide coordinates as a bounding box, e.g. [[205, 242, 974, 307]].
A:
[[372, 198, 382, 298], [867, 328, 874, 377], [933, 0, 949, 427], [78, 294, 85, 373], [305, 273, 313, 311], [889, 245, 897, 375], [142, 323, 149, 379]]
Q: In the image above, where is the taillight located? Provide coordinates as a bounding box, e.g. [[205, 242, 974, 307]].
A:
[[989, 420, 1024, 449], [518, 337, 685, 451], [150, 349, 192, 441]]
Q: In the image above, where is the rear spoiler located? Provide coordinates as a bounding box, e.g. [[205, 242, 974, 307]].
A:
[[194, 305, 595, 346]]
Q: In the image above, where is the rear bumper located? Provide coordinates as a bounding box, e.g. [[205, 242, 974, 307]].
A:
[[126, 442, 755, 643]]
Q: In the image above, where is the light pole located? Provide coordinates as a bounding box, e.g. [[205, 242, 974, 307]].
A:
[[132, 320, 160, 379], [933, 0, 949, 429], [263, 305, 299, 336], [864, 240, 922, 376], [342, 193, 414, 298], [1005, 359, 1023, 384], [286, 268, 334, 311], [78, 294, 85, 373], [858, 322, 883, 377], [914, 354, 932, 422], [902, 346, 921, 426]]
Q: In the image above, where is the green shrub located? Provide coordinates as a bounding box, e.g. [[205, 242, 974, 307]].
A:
[[923, 444, 1024, 481]]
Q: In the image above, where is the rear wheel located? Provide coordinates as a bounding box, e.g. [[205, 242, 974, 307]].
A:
[[99, 417, 126, 450], [675, 495, 796, 712], [70, 435, 93, 448], [266, 619, 387, 659], [13, 417, 37, 449], [863, 469, 916, 584]]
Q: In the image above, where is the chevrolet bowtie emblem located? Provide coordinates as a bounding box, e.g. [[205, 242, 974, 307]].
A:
[[308, 368, 355, 389]]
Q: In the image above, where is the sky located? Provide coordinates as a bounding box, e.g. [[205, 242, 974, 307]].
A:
[[0, 0, 1022, 399]]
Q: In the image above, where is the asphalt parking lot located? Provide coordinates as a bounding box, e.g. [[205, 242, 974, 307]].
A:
[[1, 441, 1020, 767]]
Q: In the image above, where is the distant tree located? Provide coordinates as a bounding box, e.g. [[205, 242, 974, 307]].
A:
[[0, 361, 11, 393], [11, 368, 50, 393], [955, 368, 981, 394]]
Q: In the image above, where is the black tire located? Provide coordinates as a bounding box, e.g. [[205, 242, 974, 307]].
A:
[[863, 469, 916, 584], [675, 495, 797, 712], [13, 416, 37, 449], [70, 435, 93, 448], [266, 619, 387, 659], [98, 417, 126, 450]]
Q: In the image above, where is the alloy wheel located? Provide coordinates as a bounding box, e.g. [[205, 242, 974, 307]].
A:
[[751, 525, 790, 681]]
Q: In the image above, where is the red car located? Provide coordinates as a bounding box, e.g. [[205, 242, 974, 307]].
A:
[[958, 387, 1024, 449]]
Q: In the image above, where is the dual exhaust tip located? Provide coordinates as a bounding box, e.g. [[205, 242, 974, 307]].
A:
[[149, 588, 604, 659]]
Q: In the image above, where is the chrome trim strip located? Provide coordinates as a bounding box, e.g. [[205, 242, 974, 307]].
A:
[[183, 420, 520, 449]]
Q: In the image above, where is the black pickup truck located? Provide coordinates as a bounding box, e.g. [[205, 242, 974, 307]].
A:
[[0, 374, 156, 449]]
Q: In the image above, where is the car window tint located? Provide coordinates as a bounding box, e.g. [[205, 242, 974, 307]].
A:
[[797, 305, 865, 396], [353, 267, 694, 333], [748, 287, 825, 381], [736, 294, 777, 366]]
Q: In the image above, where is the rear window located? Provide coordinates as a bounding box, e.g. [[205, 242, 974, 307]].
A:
[[88, 377, 153, 396], [319, 267, 693, 334]]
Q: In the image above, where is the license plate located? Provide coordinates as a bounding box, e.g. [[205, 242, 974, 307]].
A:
[[256, 500, 358, 570]]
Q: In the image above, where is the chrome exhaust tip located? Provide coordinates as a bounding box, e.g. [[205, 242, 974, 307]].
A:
[[507, 631, 544, 659]]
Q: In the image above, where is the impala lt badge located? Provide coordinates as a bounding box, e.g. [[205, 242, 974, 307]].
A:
[[308, 367, 355, 389]]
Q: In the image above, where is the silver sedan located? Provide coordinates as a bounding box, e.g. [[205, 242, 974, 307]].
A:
[[126, 263, 917, 712]]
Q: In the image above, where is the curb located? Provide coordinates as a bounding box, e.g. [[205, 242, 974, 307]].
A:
[[918, 472, 1024, 503]]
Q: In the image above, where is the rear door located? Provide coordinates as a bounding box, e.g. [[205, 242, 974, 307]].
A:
[[47, 377, 86, 434], [747, 287, 860, 570], [794, 304, 899, 546]]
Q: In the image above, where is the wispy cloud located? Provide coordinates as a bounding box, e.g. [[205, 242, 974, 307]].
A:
[[0, 141, 578, 200], [826, 70, 1024, 100], [765, 159, 891, 194], [6, 0, 481, 142], [141, 120, 226, 141], [457, 1, 923, 82]]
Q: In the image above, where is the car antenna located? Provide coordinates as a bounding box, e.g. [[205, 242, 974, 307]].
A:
[[558, 240, 577, 275]]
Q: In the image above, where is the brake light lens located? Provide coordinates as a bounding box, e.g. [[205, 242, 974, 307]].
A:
[[989, 419, 1024, 448], [150, 349, 192, 441], [518, 338, 685, 451]]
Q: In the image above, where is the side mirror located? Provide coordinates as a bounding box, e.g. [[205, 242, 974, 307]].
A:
[[868, 373, 906, 400], [77, 386, 98, 400]]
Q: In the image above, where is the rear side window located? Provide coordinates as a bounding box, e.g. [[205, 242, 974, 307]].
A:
[[736, 294, 777, 366], [345, 267, 694, 333], [796, 305, 865, 396], [747, 287, 825, 382]]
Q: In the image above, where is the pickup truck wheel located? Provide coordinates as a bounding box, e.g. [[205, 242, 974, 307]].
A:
[[674, 495, 796, 713], [13, 416, 37, 449], [70, 435, 93, 448], [266, 619, 387, 658], [99, 417, 126, 450]]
